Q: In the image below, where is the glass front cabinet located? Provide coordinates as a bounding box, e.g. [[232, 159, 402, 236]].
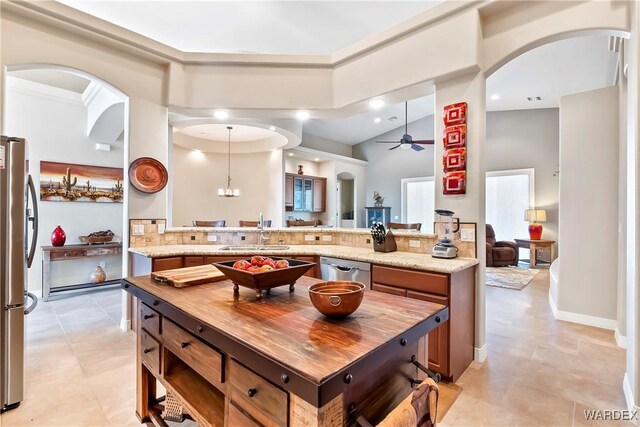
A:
[[365, 206, 391, 228]]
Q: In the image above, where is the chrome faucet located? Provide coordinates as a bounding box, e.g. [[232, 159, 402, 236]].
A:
[[258, 212, 270, 246]]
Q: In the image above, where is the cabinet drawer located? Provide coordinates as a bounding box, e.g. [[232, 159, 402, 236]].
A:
[[152, 257, 183, 272], [163, 320, 223, 389], [229, 359, 288, 427], [228, 402, 261, 427], [205, 256, 245, 264], [140, 303, 161, 339], [372, 265, 449, 296], [372, 283, 407, 297], [183, 256, 204, 267], [140, 330, 161, 376]]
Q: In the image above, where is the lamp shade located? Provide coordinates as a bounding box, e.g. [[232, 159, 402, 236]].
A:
[[524, 209, 547, 222]]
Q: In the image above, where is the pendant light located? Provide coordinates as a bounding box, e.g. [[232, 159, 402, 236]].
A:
[[217, 126, 240, 197]]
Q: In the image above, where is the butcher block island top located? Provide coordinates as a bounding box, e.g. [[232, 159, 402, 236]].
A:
[[123, 274, 448, 426]]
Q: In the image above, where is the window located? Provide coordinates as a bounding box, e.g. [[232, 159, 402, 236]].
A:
[[485, 169, 535, 242], [401, 177, 435, 233]]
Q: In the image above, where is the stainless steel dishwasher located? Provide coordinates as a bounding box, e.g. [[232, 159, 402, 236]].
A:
[[319, 257, 371, 287]]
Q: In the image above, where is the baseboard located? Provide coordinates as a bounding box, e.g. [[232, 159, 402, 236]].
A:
[[120, 318, 131, 332], [615, 328, 628, 349], [474, 344, 487, 362], [548, 291, 617, 330], [623, 373, 640, 426]]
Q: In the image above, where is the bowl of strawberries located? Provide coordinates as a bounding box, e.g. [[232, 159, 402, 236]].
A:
[[213, 256, 315, 299]]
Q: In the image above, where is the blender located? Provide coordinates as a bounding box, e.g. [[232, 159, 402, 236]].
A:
[[432, 209, 460, 259]]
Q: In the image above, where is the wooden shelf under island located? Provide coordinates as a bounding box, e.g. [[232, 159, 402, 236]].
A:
[[123, 274, 449, 427]]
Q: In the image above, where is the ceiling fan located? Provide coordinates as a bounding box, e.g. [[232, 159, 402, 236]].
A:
[[376, 101, 434, 151]]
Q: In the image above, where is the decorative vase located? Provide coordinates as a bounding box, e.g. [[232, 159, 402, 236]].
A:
[[51, 226, 66, 247], [297, 165, 304, 175], [90, 266, 106, 284], [528, 222, 543, 240]]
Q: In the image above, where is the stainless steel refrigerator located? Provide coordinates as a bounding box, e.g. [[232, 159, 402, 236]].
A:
[[0, 136, 38, 412]]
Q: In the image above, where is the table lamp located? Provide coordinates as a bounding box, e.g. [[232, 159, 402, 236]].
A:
[[524, 209, 546, 240]]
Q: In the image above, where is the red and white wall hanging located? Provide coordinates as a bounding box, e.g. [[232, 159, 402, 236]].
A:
[[442, 102, 468, 195]]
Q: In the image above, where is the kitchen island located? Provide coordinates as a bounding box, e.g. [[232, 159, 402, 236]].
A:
[[122, 274, 448, 427]]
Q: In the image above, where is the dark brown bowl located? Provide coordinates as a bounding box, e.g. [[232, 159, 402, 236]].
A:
[[213, 257, 315, 298], [308, 281, 365, 318]]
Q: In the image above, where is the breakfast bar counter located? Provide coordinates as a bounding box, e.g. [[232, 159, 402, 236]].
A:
[[122, 274, 448, 426]]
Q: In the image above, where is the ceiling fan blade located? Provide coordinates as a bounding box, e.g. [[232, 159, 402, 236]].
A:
[[411, 140, 435, 145], [376, 140, 400, 144], [411, 144, 425, 152], [389, 144, 402, 150]]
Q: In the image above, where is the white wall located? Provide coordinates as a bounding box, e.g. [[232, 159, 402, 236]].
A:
[[486, 108, 560, 250], [353, 115, 436, 221], [172, 145, 284, 227], [5, 78, 124, 293], [300, 133, 353, 157], [557, 86, 619, 323]]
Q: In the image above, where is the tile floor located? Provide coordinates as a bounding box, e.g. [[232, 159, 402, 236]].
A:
[[441, 269, 630, 426], [0, 269, 630, 426]]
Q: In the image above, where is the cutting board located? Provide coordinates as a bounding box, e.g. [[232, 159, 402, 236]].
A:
[[151, 264, 227, 288]]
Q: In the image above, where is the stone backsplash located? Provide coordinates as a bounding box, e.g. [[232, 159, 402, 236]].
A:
[[129, 220, 477, 258]]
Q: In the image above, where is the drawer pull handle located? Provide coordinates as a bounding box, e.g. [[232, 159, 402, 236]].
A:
[[180, 341, 190, 349], [435, 316, 441, 323], [281, 374, 289, 384], [143, 348, 152, 354], [143, 314, 154, 320], [247, 388, 257, 398]]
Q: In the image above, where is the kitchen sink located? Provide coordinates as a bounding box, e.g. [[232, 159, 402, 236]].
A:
[[219, 245, 290, 251]]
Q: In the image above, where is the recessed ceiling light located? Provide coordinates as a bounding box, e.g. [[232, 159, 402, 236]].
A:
[[193, 149, 202, 153], [490, 94, 500, 101], [295, 111, 310, 120], [214, 110, 229, 119], [374, 117, 382, 123], [314, 158, 320, 161], [269, 126, 276, 131], [368, 98, 386, 109], [288, 153, 294, 157]]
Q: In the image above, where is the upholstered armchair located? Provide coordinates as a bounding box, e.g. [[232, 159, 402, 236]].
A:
[[486, 224, 519, 267]]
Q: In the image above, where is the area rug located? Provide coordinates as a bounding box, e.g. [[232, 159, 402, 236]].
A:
[[437, 381, 463, 423], [486, 266, 540, 290]]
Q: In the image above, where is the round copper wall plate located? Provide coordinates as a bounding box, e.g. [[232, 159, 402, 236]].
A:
[[128, 157, 168, 194]]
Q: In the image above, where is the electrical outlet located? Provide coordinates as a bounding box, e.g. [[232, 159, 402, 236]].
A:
[[190, 235, 195, 241], [304, 235, 315, 241], [99, 261, 106, 268], [315, 236, 320, 241], [240, 235, 246, 241], [132, 224, 144, 236], [207, 234, 218, 242], [409, 240, 421, 248], [157, 224, 165, 234], [366, 238, 371, 244], [461, 229, 475, 242], [322, 235, 332, 242]]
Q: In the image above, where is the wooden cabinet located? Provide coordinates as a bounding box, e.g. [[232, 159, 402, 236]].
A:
[[291, 256, 320, 278], [312, 178, 326, 212], [152, 257, 183, 272], [184, 256, 204, 267], [284, 175, 294, 209], [285, 173, 326, 213], [371, 264, 475, 381]]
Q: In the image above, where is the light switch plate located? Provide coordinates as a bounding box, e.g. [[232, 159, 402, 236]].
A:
[[461, 229, 475, 242], [304, 235, 315, 241], [157, 224, 165, 234], [132, 224, 144, 236], [207, 234, 218, 242], [99, 261, 106, 268], [409, 240, 421, 248], [322, 235, 332, 242]]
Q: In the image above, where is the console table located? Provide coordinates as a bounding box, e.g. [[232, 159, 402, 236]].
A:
[[41, 242, 123, 301], [514, 238, 556, 268]]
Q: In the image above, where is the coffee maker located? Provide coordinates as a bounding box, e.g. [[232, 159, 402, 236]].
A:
[[432, 209, 460, 259]]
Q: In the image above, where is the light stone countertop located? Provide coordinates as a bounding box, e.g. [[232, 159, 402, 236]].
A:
[[128, 244, 478, 274], [164, 226, 439, 239]]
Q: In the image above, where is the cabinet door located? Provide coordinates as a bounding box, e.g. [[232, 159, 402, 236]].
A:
[[312, 178, 326, 212], [407, 290, 449, 376], [293, 256, 318, 278], [152, 257, 183, 272], [303, 178, 313, 211], [293, 177, 304, 211], [284, 175, 294, 207]]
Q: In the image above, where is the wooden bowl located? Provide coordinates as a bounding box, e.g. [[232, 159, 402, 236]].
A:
[[308, 281, 365, 318]]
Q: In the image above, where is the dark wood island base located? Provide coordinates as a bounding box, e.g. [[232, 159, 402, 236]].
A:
[[123, 275, 448, 427]]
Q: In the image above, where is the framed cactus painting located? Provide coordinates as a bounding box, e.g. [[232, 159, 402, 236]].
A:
[[39, 161, 124, 203]]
